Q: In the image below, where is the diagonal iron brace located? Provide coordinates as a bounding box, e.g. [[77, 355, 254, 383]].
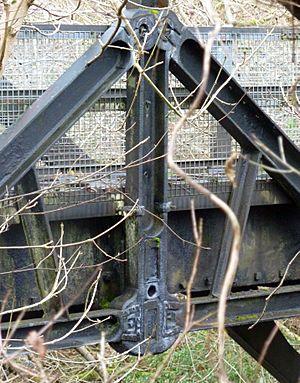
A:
[[166, 12, 300, 205], [0, 25, 134, 197]]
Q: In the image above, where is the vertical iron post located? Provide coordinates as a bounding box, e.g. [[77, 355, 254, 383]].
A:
[[110, 18, 180, 353]]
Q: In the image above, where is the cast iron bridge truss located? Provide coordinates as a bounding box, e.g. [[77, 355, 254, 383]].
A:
[[0, 3, 300, 382]]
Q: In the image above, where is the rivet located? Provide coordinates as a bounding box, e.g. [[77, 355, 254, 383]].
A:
[[254, 272, 262, 281]]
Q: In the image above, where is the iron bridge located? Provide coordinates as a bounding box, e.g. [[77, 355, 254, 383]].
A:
[[0, 2, 300, 382]]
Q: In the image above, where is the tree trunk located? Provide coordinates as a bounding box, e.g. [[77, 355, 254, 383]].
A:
[[0, 0, 33, 77]]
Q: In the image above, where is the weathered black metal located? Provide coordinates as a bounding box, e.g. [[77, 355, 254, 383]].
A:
[[2, 308, 122, 351], [227, 321, 300, 383], [0, 25, 133, 197], [110, 45, 181, 354], [167, 13, 300, 205], [212, 149, 261, 296], [15, 168, 63, 315], [0, 6, 300, 382], [186, 286, 300, 328]]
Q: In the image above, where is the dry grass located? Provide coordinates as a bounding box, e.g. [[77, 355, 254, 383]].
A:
[[3, 329, 278, 382], [2, 319, 298, 382]]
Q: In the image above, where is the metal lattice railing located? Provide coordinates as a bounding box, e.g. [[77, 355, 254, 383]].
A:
[[0, 26, 299, 207]]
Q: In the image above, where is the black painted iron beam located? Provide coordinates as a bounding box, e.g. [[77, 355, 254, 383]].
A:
[[0, 179, 290, 223], [17, 24, 300, 36], [212, 149, 261, 296], [227, 321, 300, 383], [110, 47, 181, 354], [2, 308, 122, 351], [0, 26, 133, 197], [21, 24, 109, 33], [16, 169, 63, 316], [3, 85, 294, 108], [168, 16, 300, 204], [279, 0, 300, 21], [0, 88, 127, 106], [182, 285, 300, 330]]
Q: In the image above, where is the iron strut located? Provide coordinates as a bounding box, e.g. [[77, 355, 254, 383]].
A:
[[0, 5, 299, 382]]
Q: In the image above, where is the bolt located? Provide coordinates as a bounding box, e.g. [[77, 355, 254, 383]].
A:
[[278, 269, 285, 278], [102, 271, 113, 283], [254, 272, 262, 281], [138, 24, 149, 40]]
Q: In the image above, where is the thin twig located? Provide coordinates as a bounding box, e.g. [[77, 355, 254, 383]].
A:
[[87, 0, 129, 66]]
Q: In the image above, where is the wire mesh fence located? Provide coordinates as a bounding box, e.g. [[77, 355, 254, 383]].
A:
[[0, 25, 299, 209]]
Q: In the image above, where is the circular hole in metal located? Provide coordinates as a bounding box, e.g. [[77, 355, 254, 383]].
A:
[[147, 284, 157, 298], [138, 23, 149, 39]]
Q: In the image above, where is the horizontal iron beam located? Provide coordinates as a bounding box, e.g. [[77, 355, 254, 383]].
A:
[[0, 26, 133, 197], [2, 308, 122, 351], [0, 88, 127, 106], [0, 179, 287, 222], [2, 85, 297, 107], [182, 285, 300, 330], [19, 24, 300, 36], [7, 285, 300, 350], [0, 179, 290, 223], [21, 24, 109, 33]]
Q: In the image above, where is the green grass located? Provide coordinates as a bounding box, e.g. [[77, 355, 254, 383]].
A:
[[108, 330, 276, 383]]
